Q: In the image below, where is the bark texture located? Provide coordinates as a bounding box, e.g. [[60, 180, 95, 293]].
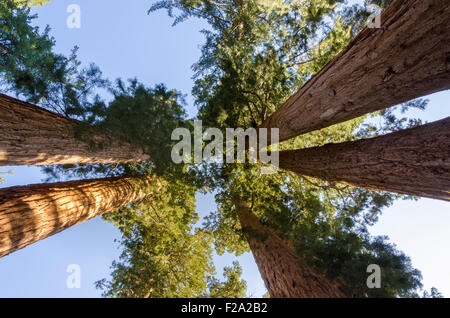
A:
[[0, 176, 155, 258], [260, 0, 450, 142], [278, 117, 450, 201], [236, 201, 345, 298], [0, 94, 149, 166]]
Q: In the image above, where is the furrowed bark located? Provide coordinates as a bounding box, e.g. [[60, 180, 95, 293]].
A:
[[0, 176, 155, 258], [278, 117, 450, 201], [235, 201, 345, 298], [260, 0, 450, 142], [0, 94, 149, 166]]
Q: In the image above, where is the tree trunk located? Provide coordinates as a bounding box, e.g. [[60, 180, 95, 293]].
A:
[[235, 201, 345, 298], [0, 176, 156, 258], [0, 94, 149, 166], [278, 117, 450, 201], [260, 0, 450, 142]]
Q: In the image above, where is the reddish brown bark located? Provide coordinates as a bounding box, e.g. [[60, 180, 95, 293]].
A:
[[0, 94, 149, 166], [260, 0, 450, 142], [0, 176, 156, 258], [235, 201, 345, 298], [278, 117, 450, 201]]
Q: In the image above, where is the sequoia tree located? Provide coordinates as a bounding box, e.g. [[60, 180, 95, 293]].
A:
[[278, 117, 450, 201], [0, 94, 149, 166], [235, 200, 344, 298], [259, 0, 450, 142], [0, 2, 151, 165], [0, 176, 158, 258]]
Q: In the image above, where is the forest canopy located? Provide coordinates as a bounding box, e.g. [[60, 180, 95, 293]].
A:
[[0, 0, 445, 298]]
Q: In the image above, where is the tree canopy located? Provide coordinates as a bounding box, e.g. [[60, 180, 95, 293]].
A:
[[95, 178, 246, 298], [150, 0, 430, 297], [1, 0, 443, 297]]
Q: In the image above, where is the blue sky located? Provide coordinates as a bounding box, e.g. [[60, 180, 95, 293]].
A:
[[0, 0, 449, 297]]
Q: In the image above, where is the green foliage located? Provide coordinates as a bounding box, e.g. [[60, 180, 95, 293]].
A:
[[152, 0, 354, 129], [96, 179, 216, 298], [0, 1, 108, 116], [96, 178, 249, 298], [42, 79, 205, 189], [305, 235, 423, 297], [88, 79, 191, 176], [203, 261, 247, 298], [96, 179, 248, 298]]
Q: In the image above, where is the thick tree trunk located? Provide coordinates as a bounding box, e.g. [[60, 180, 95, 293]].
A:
[[278, 117, 450, 201], [0, 94, 149, 166], [260, 0, 450, 142], [235, 201, 345, 298], [0, 176, 155, 258]]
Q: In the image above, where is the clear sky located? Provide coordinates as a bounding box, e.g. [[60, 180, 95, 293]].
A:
[[0, 0, 449, 298]]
